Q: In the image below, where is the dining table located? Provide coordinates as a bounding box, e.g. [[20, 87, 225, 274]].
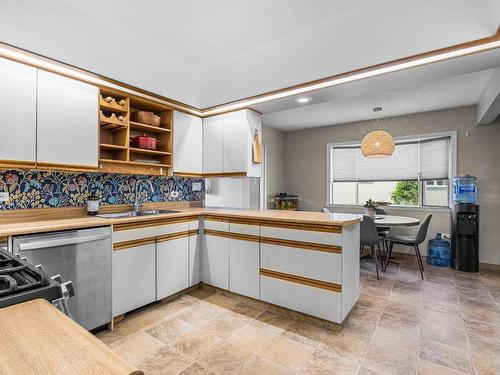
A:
[[373, 214, 420, 227]]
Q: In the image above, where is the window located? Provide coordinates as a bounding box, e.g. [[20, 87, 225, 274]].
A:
[[327, 134, 454, 207]]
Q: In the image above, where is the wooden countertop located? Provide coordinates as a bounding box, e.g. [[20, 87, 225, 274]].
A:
[[0, 299, 142, 375], [0, 207, 361, 236]]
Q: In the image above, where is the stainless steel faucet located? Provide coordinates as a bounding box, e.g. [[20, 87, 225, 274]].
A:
[[133, 178, 154, 212]]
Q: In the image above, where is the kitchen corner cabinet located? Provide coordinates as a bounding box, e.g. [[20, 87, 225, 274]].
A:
[[112, 242, 156, 317], [37, 70, 98, 169], [202, 218, 230, 289], [188, 219, 202, 286], [202, 109, 262, 177], [0, 57, 37, 166], [173, 111, 203, 175]]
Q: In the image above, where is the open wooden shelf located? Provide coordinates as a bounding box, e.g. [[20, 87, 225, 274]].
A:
[[129, 147, 171, 156], [98, 88, 173, 175], [129, 121, 171, 134]]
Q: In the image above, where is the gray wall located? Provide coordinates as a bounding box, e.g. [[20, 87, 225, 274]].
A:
[[263, 125, 285, 209], [283, 106, 500, 265]]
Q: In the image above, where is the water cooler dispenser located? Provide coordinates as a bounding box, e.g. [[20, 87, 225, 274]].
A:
[[452, 204, 479, 272]]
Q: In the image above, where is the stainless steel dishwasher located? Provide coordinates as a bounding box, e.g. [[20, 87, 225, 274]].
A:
[[12, 227, 112, 330]]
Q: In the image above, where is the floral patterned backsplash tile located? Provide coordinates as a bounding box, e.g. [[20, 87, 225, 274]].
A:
[[0, 170, 204, 210]]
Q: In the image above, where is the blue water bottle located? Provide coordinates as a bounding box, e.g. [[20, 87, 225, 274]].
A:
[[453, 175, 477, 204]]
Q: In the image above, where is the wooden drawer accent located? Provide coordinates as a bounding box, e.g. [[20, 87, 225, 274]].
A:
[[113, 216, 198, 231], [113, 237, 155, 251], [259, 220, 341, 233], [229, 217, 261, 226], [260, 236, 341, 254], [157, 231, 190, 243], [260, 268, 341, 293], [188, 229, 199, 237], [203, 215, 230, 222], [204, 229, 231, 238]]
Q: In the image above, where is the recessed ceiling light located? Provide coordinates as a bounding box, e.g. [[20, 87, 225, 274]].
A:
[[294, 96, 312, 104]]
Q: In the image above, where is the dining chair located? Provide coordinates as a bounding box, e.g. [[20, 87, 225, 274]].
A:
[[322, 207, 330, 213], [385, 214, 432, 279], [360, 215, 382, 280]]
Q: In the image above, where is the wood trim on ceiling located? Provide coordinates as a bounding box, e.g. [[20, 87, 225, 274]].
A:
[[260, 236, 342, 254], [260, 268, 342, 293], [1, 30, 499, 118]]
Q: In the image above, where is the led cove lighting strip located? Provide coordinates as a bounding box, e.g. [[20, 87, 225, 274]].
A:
[[1, 37, 500, 118]]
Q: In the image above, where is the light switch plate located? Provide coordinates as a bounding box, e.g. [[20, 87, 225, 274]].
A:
[[0, 192, 9, 202], [192, 182, 202, 192], [170, 191, 179, 198]]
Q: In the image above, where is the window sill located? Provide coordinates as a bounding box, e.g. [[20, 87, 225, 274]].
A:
[[327, 204, 451, 213]]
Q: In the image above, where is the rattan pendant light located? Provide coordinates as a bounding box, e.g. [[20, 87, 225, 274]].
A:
[[361, 107, 395, 157]]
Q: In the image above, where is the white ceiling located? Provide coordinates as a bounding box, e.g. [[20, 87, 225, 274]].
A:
[[0, 0, 499, 109]]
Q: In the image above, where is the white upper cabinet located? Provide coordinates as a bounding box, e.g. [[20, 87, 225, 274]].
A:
[[202, 109, 262, 177], [173, 111, 203, 175], [0, 57, 37, 164], [202, 115, 224, 173], [37, 70, 98, 168]]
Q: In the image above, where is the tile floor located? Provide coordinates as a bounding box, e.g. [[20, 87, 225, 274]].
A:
[[97, 255, 500, 374]]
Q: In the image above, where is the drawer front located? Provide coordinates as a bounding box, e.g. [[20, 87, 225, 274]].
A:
[[260, 274, 341, 322], [202, 234, 229, 289], [230, 222, 260, 236], [260, 226, 342, 246], [260, 243, 342, 284], [156, 236, 189, 300], [203, 219, 229, 232], [113, 222, 189, 243]]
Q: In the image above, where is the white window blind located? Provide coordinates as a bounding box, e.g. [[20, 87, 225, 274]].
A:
[[420, 137, 450, 180], [330, 136, 450, 182]]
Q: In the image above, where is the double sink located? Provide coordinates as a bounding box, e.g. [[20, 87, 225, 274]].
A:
[[96, 209, 179, 219]]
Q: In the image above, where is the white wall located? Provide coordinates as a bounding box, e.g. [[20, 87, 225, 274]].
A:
[[204, 178, 260, 209], [262, 125, 285, 209]]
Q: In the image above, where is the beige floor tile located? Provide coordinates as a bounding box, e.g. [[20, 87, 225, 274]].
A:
[[227, 322, 278, 354], [138, 346, 193, 375], [320, 330, 368, 364], [282, 319, 327, 348], [362, 341, 416, 375], [155, 298, 194, 317], [199, 311, 249, 339], [347, 304, 382, 323], [370, 326, 418, 354], [172, 328, 223, 359], [418, 359, 469, 374], [333, 317, 376, 340], [188, 286, 217, 301], [423, 299, 461, 317], [253, 310, 292, 334], [199, 342, 251, 374], [421, 319, 468, 350], [357, 367, 381, 375], [118, 305, 170, 332], [356, 293, 386, 312], [419, 339, 473, 374], [471, 351, 500, 375], [230, 302, 265, 319], [260, 335, 315, 371], [146, 317, 193, 345], [421, 309, 464, 330], [239, 354, 292, 375], [383, 299, 420, 320], [109, 331, 165, 366], [203, 292, 240, 311], [178, 362, 215, 375], [299, 348, 358, 374], [176, 303, 221, 327], [461, 305, 500, 324], [378, 312, 420, 336]]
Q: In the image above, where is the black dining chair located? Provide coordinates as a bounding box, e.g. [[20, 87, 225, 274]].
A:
[[360, 215, 383, 280], [385, 214, 432, 279]]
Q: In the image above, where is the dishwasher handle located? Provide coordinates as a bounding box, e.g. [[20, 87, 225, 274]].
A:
[[18, 233, 110, 251]]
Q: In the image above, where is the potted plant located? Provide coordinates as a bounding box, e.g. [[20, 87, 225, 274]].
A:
[[363, 199, 377, 218]]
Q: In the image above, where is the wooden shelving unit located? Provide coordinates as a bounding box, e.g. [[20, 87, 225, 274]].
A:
[[98, 88, 173, 175]]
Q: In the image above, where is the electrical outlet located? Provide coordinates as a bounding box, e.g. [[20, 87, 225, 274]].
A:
[[0, 192, 9, 202], [171, 191, 179, 198], [192, 182, 202, 192]]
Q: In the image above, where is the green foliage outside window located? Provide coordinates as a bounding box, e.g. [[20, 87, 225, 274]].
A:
[[391, 181, 419, 205]]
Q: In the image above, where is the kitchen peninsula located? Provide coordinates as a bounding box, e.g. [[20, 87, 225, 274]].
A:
[[0, 207, 361, 324]]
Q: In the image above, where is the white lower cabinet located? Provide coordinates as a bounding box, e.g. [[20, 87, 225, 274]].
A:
[[229, 238, 259, 299], [260, 275, 342, 322], [202, 234, 229, 289], [156, 236, 189, 300], [112, 243, 156, 317]]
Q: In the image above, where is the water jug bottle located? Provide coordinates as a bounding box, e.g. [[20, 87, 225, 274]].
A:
[[453, 175, 477, 204]]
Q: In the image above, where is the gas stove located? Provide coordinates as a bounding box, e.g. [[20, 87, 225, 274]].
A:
[[0, 248, 74, 312]]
